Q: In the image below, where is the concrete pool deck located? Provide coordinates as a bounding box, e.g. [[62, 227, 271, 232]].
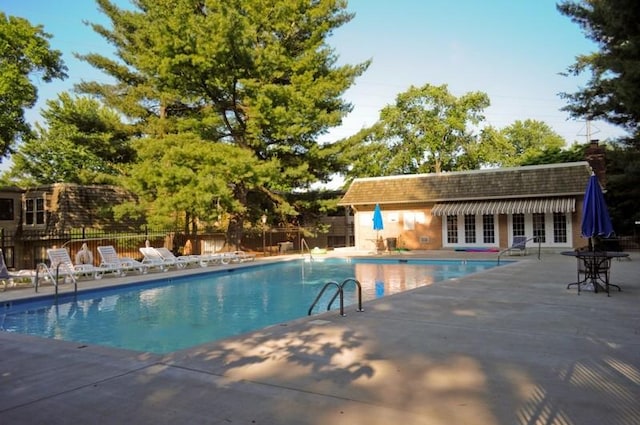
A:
[[1, 251, 638, 425]]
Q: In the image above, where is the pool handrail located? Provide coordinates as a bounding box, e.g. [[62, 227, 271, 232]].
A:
[[301, 238, 313, 262], [497, 236, 541, 264], [308, 278, 364, 317], [327, 278, 364, 314], [308, 281, 342, 316]]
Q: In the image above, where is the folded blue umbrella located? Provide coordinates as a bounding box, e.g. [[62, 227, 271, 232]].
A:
[[581, 174, 614, 240], [373, 204, 384, 231]]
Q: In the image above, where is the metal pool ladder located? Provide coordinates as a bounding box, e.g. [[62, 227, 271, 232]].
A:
[[301, 238, 314, 261], [308, 278, 364, 317]]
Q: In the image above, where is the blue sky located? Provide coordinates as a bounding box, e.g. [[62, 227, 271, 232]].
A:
[[2, 0, 627, 171]]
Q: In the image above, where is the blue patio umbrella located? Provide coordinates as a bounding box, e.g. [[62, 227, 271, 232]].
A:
[[373, 203, 384, 251], [581, 173, 614, 247], [373, 204, 384, 231]]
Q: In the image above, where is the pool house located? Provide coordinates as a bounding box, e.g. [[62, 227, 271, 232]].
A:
[[338, 161, 594, 252]]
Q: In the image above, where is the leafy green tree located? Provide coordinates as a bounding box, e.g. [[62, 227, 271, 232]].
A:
[[338, 86, 571, 181], [471, 126, 516, 167], [6, 93, 135, 185], [558, 0, 640, 145], [339, 84, 491, 178], [518, 142, 586, 166], [78, 0, 368, 245], [0, 13, 67, 160], [499, 119, 566, 166]]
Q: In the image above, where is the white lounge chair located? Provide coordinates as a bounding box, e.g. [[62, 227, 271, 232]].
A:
[[229, 250, 256, 263], [154, 247, 205, 268], [47, 247, 112, 282], [1, 249, 37, 289], [97, 245, 147, 276], [1, 248, 12, 283], [139, 247, 173, 271], [200, 252, 231, 265]]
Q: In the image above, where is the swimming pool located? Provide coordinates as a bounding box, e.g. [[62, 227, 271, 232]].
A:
[[1, 257, 505, 354]]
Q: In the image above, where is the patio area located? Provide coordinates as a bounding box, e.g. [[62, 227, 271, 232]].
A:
[[1, 251, 638, 425]]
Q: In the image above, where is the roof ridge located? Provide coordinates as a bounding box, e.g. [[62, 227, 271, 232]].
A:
[[351, 161, 590, 182]]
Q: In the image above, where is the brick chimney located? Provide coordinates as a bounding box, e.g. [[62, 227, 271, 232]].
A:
[[585, 139, 606, 186]]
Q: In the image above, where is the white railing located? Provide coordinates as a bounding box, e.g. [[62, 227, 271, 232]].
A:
[[301, 238, 314, 262]]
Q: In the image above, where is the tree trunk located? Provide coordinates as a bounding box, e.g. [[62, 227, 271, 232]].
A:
[[226, 183, 249, 250]]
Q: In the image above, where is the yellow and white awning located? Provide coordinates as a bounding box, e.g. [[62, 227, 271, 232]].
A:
[[431, 198, 575, 216]]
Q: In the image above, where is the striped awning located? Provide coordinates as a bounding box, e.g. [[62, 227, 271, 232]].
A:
[[431, 197, 575, 216]]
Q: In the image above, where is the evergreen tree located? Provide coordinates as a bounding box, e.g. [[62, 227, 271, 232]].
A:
[[558, 0, 640, 145], [78, 0, 368, 245], [605, 145, 640, 234]]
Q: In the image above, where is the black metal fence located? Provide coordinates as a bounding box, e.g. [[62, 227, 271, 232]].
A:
[[2, 225, 325, 270], [3, 224, 637, 271]]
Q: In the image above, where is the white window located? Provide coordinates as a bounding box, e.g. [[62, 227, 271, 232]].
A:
[[512, 213, 525, 238], [464, 215, 476, 243], [359, 213, 372, 226], [553, 212, 568, 243], [508, 212, 572, 247], [446, 216, 458, 244], [25, 198, 45, 225], [403, 212, 425, 230], [533, 213, 546, 243], [404, 212, 415, 230], [482, 214, 495, 244], [442, 214, 498, 247]]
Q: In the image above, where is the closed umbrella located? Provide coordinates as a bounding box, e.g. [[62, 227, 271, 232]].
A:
[[581, 173, 614, 249], [373, 204, 384, 232], [373, 204, 384, 251]]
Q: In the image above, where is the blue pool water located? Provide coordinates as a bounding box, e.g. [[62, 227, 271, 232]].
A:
[[1, 258, 504, 354]]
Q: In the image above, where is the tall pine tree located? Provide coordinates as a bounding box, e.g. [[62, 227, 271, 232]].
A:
[[77, 0, 369, 245], [558, 0, 640, 145]]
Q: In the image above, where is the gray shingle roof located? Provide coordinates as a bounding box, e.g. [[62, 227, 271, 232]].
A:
[[338, 162, 592, 206]]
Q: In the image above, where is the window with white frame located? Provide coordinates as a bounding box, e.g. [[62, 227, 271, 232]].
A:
[[442, 211, 572, 248], [532, 213, 546, 243], [359, 213, 372, 226], [446, 215, 458, 243], [512, 213, 525, 237], [403, 212, 425, 230], [464, 215, 476, 243], [403, 212, 415, 230], [482, 214, 495, 243], [25, 198, 45, 225], [553, 212, 567, 243], [507, 212, 572, 247]]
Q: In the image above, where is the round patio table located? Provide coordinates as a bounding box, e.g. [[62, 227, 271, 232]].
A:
[[561, 250, 629, 296]]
